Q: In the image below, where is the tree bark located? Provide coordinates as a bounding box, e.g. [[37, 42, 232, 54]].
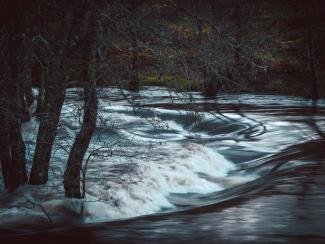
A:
[[23, 38, 34, 108], [29, 4, 76, 185], [0, 2, 28, 192], [0, 102, 28, 192], [129, 33, 140, 91], [0, 94, 12, 189], [29, 67, 66, 184], [64, 81, 98, 198], [0, 79, 28, 192], [7, 113, 28, 191]]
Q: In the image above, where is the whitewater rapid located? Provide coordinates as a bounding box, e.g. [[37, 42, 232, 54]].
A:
[[0, 87, 257, 225], [3, 87, 323, 226]]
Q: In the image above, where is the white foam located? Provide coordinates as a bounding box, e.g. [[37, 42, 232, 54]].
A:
[[83, 143, 237, 222]]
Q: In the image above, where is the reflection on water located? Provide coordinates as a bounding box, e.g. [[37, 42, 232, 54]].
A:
[[1, 87, 325, 243]]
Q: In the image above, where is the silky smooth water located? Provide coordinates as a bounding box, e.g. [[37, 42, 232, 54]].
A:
[[1, 87, 325, 243]]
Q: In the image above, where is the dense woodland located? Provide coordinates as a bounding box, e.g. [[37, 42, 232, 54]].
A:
[[0, 0, 324, 198]]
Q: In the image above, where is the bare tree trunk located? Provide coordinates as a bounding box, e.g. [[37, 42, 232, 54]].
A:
[[197, 19, 208, 79], [64, 81, 98, 198], [63, 6, 99, 198], [0, 138, 10, 189], [127, 1, 141, 92], [19, 38, 32, 123], [234, 2, 241, 68], [7, 112, 28, 191], [0, 5, 28, 192], [129, 33, 140, 91], [0, 107, 28, 192], [29, 61, 66, 185], [0, 81, 28, 192], [22, 34, 34, 107], [0, 92, 12, 189]]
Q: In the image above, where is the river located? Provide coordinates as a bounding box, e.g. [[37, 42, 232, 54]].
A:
[[1, 87, 325, 243]]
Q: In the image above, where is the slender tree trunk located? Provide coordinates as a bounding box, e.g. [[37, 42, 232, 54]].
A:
[[234, 2, 241, 68], [0, 96, 11, 189], [22, 33, 34, 107], [0, 105, 28, 192], [29, 62, 66, 185], [0, 4, 28, 191], [129, 34, 140, 91], [64, 81, 98, 198], [63, 6, 99, 198], [197, 19, 207, 79], [0, 82, 28, 192], [196, 18, 214, 96], [126, 1, 140, 92], [19, 41, 32, 123], [7, 113, 28, 191]]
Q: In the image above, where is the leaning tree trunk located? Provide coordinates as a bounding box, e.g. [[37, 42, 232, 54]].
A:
[[7, 111, 28, 192], [29, 61, 66, 185], [64, 81, 98, 198], [0, 78, 28, 192], [0, 102, 28, 192]]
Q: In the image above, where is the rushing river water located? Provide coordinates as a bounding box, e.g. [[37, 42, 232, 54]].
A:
[[1, 87, 325, 243]]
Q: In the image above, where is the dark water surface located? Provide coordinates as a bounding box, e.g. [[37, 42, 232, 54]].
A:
[[1, 87, 325, 243]]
